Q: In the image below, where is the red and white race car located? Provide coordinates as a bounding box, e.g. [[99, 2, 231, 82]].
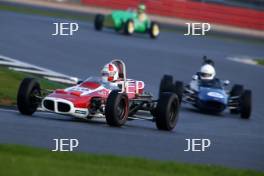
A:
[[17, 60, 180, 131]]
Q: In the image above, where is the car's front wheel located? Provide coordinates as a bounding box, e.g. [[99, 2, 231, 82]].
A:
[[149, 22, 160, 39], [240, 90, 252, 119], [229, 84, 244, 114], [105, 90, 129, 127], [174, 81, 184, 103], [17, 78, 41, 115]]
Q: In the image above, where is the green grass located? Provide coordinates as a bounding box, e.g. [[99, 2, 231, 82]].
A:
[[0, 144, 263, 176], [256, 59, 264, 66], [0, 67, 66, 106]]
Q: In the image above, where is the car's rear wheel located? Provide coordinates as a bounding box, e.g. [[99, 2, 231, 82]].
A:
[[240, 90, 252, 119], [155, 93, 179, 131], [149, 22, 160, 39], [159, 75, 174, 97], [124, 20, 134, 35], [17, 78, 41, 115], [94, 14, 104, 31], [229, 84, 244, 114], [105, 90, 129, 127]]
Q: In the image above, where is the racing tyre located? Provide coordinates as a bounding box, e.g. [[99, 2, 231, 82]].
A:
[[124, 20, 134, 35], [159, 75, 174, 97], [149, 22, 160, 39], [240, 90, 252, 119], [17, 78, 41, 115], [94, 14, 104, 31], [155, 92, 179, 131], [105, 90, 129, 127], [230, 84, 244, 114], [174, 81, 184, 103]]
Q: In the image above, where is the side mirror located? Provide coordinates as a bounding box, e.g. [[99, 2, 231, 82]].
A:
[[223, 80, 230, 86], [192, 75, 198, 80]]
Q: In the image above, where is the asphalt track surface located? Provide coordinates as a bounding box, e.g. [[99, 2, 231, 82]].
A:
[[1, 11, 264, 171]]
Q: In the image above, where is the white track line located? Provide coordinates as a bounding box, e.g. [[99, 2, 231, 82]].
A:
[[0, 108, 17, 113], [0, 108, 53, 115], [0, 54, 78, 84], [227, 56, 258, 66]]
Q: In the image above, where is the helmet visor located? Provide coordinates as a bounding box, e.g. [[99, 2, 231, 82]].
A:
[[102, 71, 115, 77], [102, 72, 109, 77], [201, 72, 212, 78]]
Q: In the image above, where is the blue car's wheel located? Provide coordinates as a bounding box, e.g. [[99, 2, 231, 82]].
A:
[[230, 84, 243, 114], [240, 90, 252, 119], [174, 81, 184, 103]]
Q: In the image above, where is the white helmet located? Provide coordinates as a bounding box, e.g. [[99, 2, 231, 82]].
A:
[[101, 63, 119, 82], [200, 64, 216, 80]]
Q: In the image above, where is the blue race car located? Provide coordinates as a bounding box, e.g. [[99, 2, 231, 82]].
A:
[[159, 75, 252, 119]]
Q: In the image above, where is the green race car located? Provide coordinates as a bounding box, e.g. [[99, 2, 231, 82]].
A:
[[94, 8, 160, 39]]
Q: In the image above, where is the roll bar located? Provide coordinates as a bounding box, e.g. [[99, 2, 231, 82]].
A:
[[110, 59, 127, 90]]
